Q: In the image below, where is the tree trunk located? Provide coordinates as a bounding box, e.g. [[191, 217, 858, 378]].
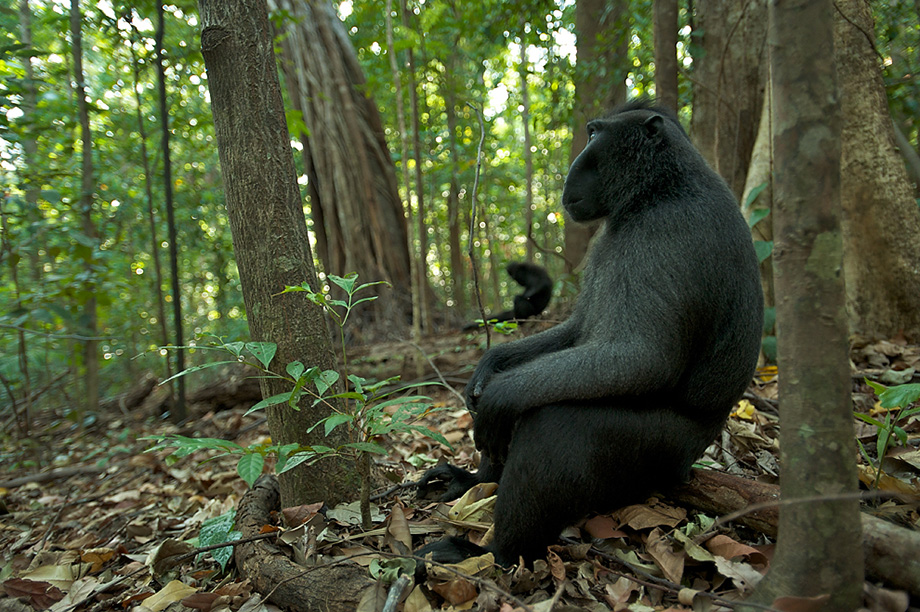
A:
[[70, 0, 99, 414], [401, 0, 431, 334], [653, 0, 679, 113], [689, 0, 767, 199], [564, 0, 628, 272], [198, 0, 358, 508], [835, 0, 920, 341], [751, 0, 863, 607], [441, 51, 468, 315], [269, 0, 412, 339], [384, 0, 422, 340], [156, 3, 186, 421], [520, 33, 535, 263], [128, 18, 173, 388]]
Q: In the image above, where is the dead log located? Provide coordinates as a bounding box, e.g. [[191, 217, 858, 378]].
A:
[[234, 475, 373, 611], [672, 469, 920, 596], [99, 373, 157, 413], [187, 365, 262, 410]]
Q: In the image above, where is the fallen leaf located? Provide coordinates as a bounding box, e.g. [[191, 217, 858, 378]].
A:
[[143, 580, 198, 612], [2, 578, 65, 610], [431, 578, 477, 606], [583, 515, 627, 540]]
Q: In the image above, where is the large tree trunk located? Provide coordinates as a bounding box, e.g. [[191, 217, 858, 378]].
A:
[[198, 0, 358, 508], [269, 0, 412, 340], [751, 0, 863, 607], [563, 0, 628, 272], [835, 0, 920, 341], [689, 0, 767, 199]]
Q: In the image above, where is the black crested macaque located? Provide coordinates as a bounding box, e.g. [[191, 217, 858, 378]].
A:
[[417, 99, 763, 567], [465, 262, 553, 330]]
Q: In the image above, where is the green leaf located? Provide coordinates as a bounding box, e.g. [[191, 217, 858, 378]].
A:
[[280, 282, 312, 294], [287, 361, 305, 379], [743, 182, 768, 210], [223, 342, 245, 357], [237, 453, 265, 487], [343, 442, 388, 454], [877, 383, 920, 409], [409, 425, 452, 449], [247, 392, 291, 414], [746, 208, 770, 229], [754, 240, 773, 263], [246, 342, 277, 368], [323, 413, 355, 436], [316, 370, 340, 396], [328, 273, 358, 294], [160, 361, 240, 385]]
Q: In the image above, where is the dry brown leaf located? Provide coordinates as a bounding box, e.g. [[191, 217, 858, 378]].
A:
[[181, 592, 220, 611], [583, 515, 627, 540], [2, 578, 66, 610], [614, 501, 686, 530], [431, 578, 477, 606], [771, 594, 831, 611], [705, 534, 768, 566], [281, 501, 324, 527], [644, 528, 684, 584], [547, 549, 566, 582], [386, 504, 412, 552]]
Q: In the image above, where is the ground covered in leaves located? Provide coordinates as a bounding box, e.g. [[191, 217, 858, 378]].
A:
[[1, 337, 919, 612]]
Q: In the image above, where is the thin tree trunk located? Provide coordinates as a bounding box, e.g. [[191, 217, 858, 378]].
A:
[[401, 0, 429, 334], [442, 55, 467, 314], [198, 0, 358, 508], [128, 17, 173, 388], [70, 0, 99, 413], [751, 0, 863, 607], [653, 0, 679, 113], [384, 0, 421, 340], [156, 3, 186, 421], [520, 34, 535, 263]]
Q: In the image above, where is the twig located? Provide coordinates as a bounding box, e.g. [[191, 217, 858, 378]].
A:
[[403, 340, 466, 405], [382, 574, 411, 612], [466, 103, 491, 349], [0, 465, 106, 489]]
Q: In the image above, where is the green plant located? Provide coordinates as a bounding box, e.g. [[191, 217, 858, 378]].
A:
[[145, 274, 450, 528], [855, 379, 920, 489]]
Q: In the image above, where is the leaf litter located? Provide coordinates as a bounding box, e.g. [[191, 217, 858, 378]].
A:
[[0, 338, 918, 611]]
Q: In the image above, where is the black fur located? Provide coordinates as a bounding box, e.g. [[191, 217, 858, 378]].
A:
[[464, 262, 552, 329], [418, 99, 763, 567]]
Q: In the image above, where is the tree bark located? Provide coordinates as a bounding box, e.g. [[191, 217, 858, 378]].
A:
[[198, 0, 358, 507], [234, 476, 373, 612], [70, 0, 99, 413], [653, 0, 679, 113], [752, 0, 863, 607], [563, 0, 628, 272], [835, 0, 920, 341], [269, 0, 412, 339], [689, 0, 768, 199]]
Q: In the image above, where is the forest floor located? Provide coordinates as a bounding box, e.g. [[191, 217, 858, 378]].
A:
[[1, 335, 919, 612]]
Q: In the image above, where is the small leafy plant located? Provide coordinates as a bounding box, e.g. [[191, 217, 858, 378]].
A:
[[146, 273, 450, 528], [855, 379, 920, 489]]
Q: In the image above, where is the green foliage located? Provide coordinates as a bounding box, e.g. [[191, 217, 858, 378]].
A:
[[197, 509, 242, 572], [856, 379, 920, 488], [145, 275, 449, 490]]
